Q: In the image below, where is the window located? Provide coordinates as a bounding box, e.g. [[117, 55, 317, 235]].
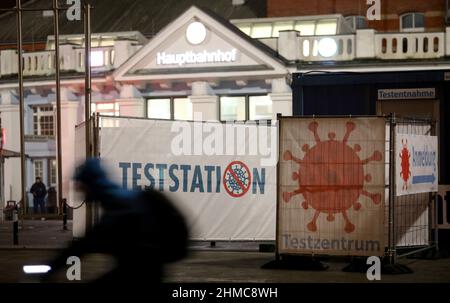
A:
[[32, 105, 54, 136], [315, 19, 338, 35], [147, 98, 171, 119], [220, 96, 246, 121], [220, 95, 272, 121], [294, 21, 316, 36], [146, 97, 192, 120], [34, 160, 44, 181], [174, 98, 193, 120], [251, 23, 273, 38], [249, 96, 272, 120], [91, 102, 120, 116], [345, 16, 367, 31], [91, 102, 120, 127], [401, 13, 425, 32], [49, 159, 57, 186], [272, 21, 294, 37]]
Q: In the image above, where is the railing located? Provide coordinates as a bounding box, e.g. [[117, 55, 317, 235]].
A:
[[433, 185, 450, 230], [0, 29, 449, 78], [0, 46, 115, 78], [23, 51, 54, 77], [375, 32, 445, 60]]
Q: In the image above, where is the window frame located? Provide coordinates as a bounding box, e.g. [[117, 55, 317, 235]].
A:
[[32, 105, 55, 137], [48, 158, 57, 187], [400, 12, 425, 32], [33, 159, 44, 182], [219, 94, 272, 122]]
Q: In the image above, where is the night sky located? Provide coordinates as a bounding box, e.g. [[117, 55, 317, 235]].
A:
[[0, 0, 31, 9]]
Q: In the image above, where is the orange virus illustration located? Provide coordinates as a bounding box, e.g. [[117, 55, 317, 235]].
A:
[[283, 121, 383, 233], [399, 139, 411, 190]]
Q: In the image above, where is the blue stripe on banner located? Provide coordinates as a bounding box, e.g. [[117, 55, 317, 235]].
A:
[[412, 174, 436, 184]]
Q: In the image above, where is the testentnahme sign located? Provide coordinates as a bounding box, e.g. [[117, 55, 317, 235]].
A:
[[378, 88, 436, 100], [157, 49, 238, 66]]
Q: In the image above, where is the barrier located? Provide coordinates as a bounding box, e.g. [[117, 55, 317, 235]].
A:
[[276, 115, 437, 264], [74, 115, 278, 241]]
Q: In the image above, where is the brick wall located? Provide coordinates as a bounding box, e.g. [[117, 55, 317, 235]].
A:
[[268, 0, 446, 32]]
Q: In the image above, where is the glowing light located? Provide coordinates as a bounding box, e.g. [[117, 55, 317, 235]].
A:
[[318, 38, 338, 57], [90, 50, 104, 67], [23, 265, 51, 274], [186, 22, 207, 45]]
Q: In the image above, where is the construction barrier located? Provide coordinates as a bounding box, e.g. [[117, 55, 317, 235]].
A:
[[276, 115, 437, 263]]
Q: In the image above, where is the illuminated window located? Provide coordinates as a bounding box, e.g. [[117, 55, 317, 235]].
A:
[[237, 24, 252, 36], [34, 160, 44, 181], [49, 159, 57, 186], [251, 23, 273, 38], [249, 95, 272, 120], [220, 95, 272, 121], [315, 19, 337, 35], [220, 96, 246, 121], [272, 21, 294, 37], [294, 21, 316, 36], [32, 105, 54, 136], [90, 50, 104, 67], [147, 98, 171, 119], [91, 102, 120, 116], [401, 13, 425, 32], [174, 98, 193, 120]]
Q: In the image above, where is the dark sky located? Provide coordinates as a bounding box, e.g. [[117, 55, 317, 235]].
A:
[[0, 0, 32, 9]]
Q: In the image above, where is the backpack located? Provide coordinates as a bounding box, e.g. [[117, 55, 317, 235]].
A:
[[139, 189, 189, 263]]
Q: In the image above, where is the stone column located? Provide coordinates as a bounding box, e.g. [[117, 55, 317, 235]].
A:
[[189, 81, 218, 121], [269, 78, 292, 119], [117, 84, 145, 117]]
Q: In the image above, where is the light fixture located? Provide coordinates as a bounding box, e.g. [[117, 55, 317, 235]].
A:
[[318, 38, 338, 58], [23, 265, 51, 274], [186, 21, 207, 45], [90, 50, 104, 67]]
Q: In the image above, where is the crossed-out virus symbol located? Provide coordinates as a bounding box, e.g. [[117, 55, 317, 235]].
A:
[[223, 161, 252, 198], [399, 139, 411, 190], [283, 121, 383, 233]]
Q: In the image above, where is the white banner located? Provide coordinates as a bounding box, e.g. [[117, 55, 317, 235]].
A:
[[396, 134, 438, 196], [278, 118, 386, 256], [98, 117, 277, 241]]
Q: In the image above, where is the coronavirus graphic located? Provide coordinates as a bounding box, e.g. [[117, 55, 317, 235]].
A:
[[223, 161, 252, 198], [399, 139, 411, 190], [283, 121, 383, 233]]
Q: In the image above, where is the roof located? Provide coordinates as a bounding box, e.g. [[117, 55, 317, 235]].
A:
[[0, 0, 266, 45]]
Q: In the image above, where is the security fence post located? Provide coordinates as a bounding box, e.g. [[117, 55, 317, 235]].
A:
[[388, 114, 397, 264]]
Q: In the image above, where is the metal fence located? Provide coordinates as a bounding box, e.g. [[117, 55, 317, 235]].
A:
[[276, 115, 437, 264], [389, 116, 436, 261]]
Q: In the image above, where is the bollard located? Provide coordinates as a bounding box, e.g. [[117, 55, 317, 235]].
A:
[[13, 205, 18, 245], [63, 199, 67, 231]]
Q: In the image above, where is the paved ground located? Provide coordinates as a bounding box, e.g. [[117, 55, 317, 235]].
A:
[[1, 220, 450, 283], [1, 249, 450, 283], [0, 220, 72, 248]]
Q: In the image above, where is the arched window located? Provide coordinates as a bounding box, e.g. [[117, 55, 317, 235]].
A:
[[400, 13, 425, 32]]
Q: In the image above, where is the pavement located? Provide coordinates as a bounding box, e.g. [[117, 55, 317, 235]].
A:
[[1, 220, 450, 283]]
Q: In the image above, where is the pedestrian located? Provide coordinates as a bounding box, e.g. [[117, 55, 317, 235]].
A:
[[43, 158, 188, 289], [30, 177, 47, 215]]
